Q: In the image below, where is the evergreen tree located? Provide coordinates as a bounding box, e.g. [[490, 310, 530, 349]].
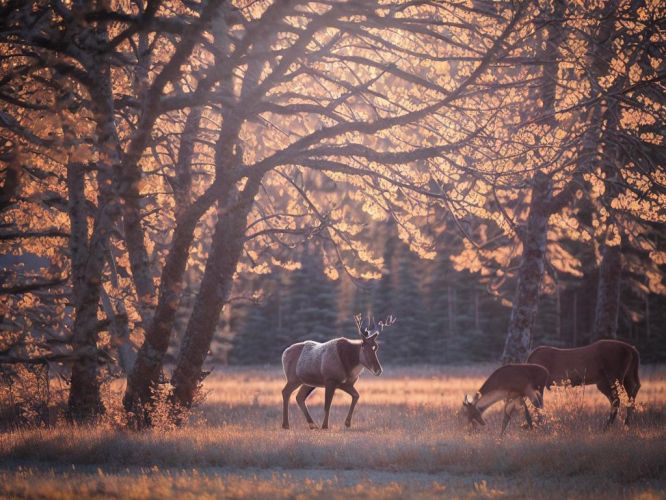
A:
[[372, 220, 429, 364]]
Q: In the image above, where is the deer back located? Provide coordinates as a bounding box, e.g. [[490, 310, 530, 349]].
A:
[[527, 340, 637, 386], [479, 364, 549, 395], [294, 339, 349, 386]]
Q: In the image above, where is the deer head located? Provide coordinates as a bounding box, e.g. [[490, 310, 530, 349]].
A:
[[462, 392, 485, 425], [354, 314, 396, 376]]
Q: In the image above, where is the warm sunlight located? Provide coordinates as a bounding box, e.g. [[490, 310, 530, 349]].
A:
[[1, 0, 664, 497]]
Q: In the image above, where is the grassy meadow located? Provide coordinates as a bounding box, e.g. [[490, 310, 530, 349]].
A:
[[1, 364, 666, 498]]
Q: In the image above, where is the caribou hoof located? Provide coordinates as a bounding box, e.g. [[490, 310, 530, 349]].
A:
[[345, 420, 351, 428], [282, 423, 289, 430], [308, 422, 318, 430], [322, 424, 329, 430]]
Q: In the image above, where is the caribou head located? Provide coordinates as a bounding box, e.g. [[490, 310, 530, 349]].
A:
[[354, 314, 396, 376], [462, 392, 485, 425]]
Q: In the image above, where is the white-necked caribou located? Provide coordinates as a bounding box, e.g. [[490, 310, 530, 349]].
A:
[[281, 314, 396, 430], [462, 364, 549, 435], [526, 339, 641, 427]]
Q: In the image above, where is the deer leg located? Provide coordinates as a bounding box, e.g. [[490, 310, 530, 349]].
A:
[[501, 400, 516, 436], [596, 379, 619, 429], [535, 389, 545, 425], [522, 398, 533, 429], [281, 381, 300, 429], [339, 383, 360, 428], [523, 386, 544, 428], [623, 375, 640, 427], [296, 385, 317, 429], [608, 384, 620, 427], [322, 382, 337, 430], [624, 398, 634, 427]]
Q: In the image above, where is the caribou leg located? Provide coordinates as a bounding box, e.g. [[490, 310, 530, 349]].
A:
[[338, 382, 360, 428], [501, 400, 517, 436], [522, 398, 533, 429], [534, 390, 545, 426], [322, 381, 337, 429], [596, 379, 620, 428], [624, 375, 640, 426], [281, 381, 300, 429], [523, 386, 544, 428], [608, 385, 620, 427], [296, 385, 317, 429]]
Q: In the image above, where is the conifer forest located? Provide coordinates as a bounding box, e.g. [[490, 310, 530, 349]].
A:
[[0, 0, 665, 497]]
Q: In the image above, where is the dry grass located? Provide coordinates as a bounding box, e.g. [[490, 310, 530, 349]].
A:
[[1, 364, 665, 498]]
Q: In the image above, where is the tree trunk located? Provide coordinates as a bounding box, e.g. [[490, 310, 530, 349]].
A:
[[447, 284, 454, 335], [572, 290, 578, 346], [123, 3, 240, 420], [67, 52, 124, 420], [121, 195, 156, 327], [122, 196, 225, 422], [502, 172, 553, 363], [66, 160, 89, 306], [591, 1, 623, 342], [66, 158, 106, 421], [0, 161, 20, 211], [555, 281, 562, 340], [123, 114, 237, 426], [474, 289, 480, 331], [171, 176, 262, 409], [501, 0, 564, 363], [100, 251, 136, 374], [592, 244, 622, 339]]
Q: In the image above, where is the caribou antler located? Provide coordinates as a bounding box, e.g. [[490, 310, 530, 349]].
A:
[[354, 314, 368, 338], [355, 313, 395, 338], [377, 314, 397, 333]]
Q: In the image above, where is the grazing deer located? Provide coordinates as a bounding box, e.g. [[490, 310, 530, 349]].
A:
[[281, 314, 395, 430], [526, 339, 641, 427], [462, 364, 549, 435]]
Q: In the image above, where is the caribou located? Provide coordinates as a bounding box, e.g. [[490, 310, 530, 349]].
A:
[[526, 339, 641, 427], [462, 364, 549, 435], [281, 314, 396, 430]]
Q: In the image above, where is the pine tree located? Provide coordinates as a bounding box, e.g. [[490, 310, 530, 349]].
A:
[[371, 220, 429, 364]]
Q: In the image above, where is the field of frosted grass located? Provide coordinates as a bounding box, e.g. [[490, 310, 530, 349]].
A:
[[1, 364, 665, 498]]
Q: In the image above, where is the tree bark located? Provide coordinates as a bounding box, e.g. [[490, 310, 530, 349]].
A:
[[0, 161, 19, 211], [118, 0, 224, 332], [66, 161, 89, 306], [501, 0, 564, 363], [123, 111, 237, 425], [67, 163, 119, 419], [66, 157, 106, 421], [591, 0, 623, 342], [572, 290, 578, 346], [170, 175, 262, 409], [122, 186, 229, 422], [645, 294, 650, 339], [502, 172, 553, 363], [592, 244, 622, 339], [102, 248, 136, 373], [67, 29, 124, 419]]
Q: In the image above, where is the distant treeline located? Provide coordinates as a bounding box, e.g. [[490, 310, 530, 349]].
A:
[[203, 222, 666, 366]]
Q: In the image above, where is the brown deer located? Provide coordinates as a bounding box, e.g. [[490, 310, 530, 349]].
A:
[[281, 314, 395, 430], [462, 364, 549, 435], [526, 339, 641, 427]]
